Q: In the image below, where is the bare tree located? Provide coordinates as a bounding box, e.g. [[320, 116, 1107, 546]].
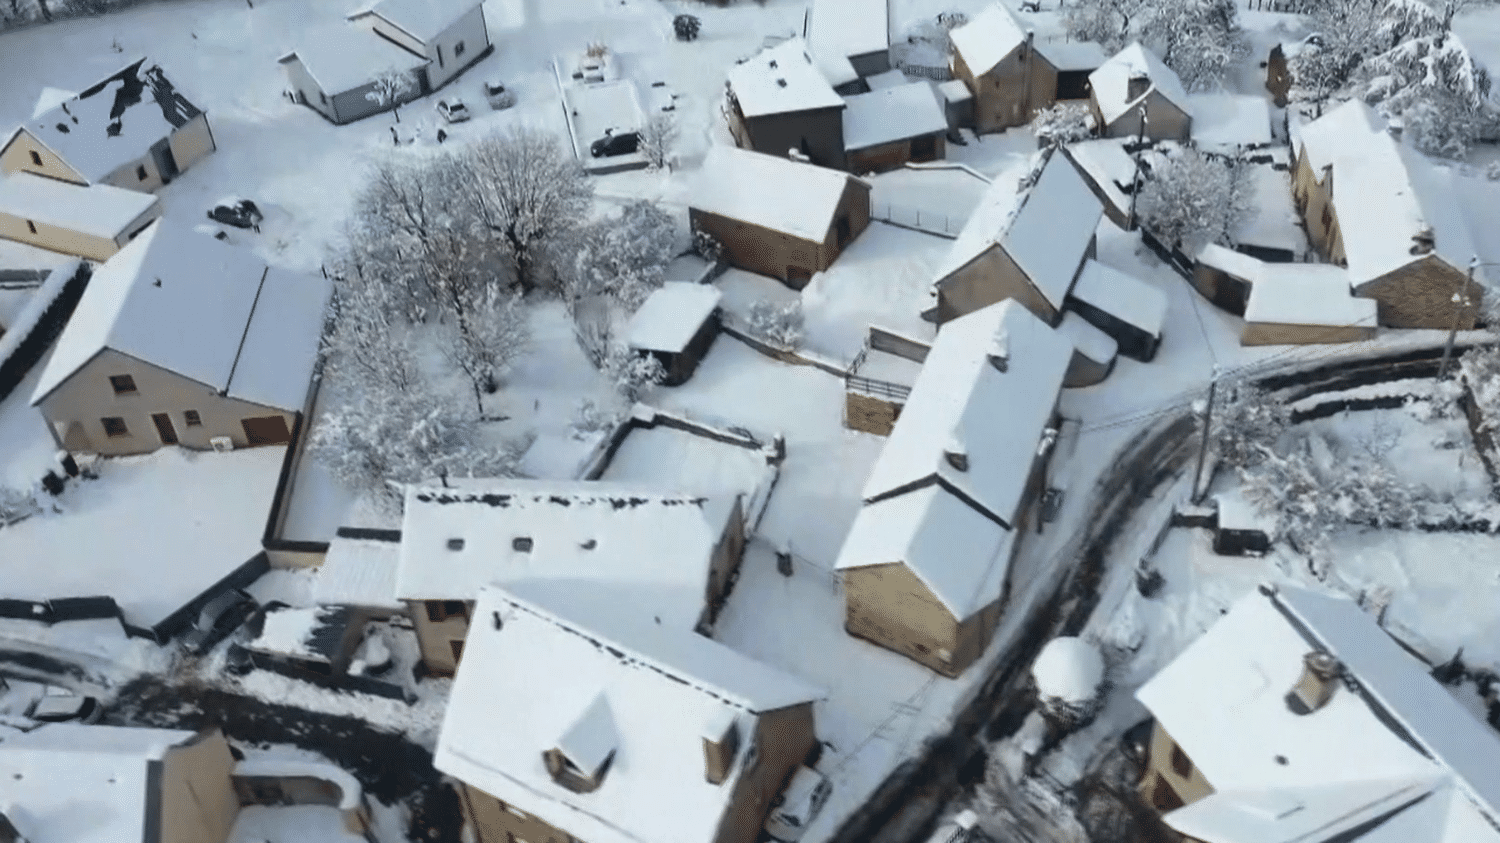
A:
[[638, 114, 679, 170], [367, 67, 417, 123], [439, 285, 531, 414], [459, 127, 595, 294], [320, 263, 424, 395]]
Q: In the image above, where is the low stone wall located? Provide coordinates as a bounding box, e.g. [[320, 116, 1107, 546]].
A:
[[846, 390, 900, 436]]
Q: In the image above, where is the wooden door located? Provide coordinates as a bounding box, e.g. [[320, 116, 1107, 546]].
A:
[[241, 415, 291, 446], [151, 412, 178, 444]]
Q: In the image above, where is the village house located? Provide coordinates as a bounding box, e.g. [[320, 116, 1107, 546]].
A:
[[725, 38, 848, 169], [1242, 262, 1378, 346], [1059, 138, 1138, 229], [347, 0, 491, 92], [393, 479, 748, 676], [841, 82, 949, 174], [1057, 312, 1117, 387], [0, 58, 216, 192], [1065, 259, 1168, 362], [806, 0, 890, 82], [836, 301, 1075, 676], [0, 724, 240, 843], [690, 145, 871, 289], [1291, 100, 1483, 329], [0, 171, 161, 261], [29, 221, 333, 456], [627, 282, 723, 386], [1191, 242, 1262, 316], [1088, 43, 1192, 142], [932, 148, 1103, 325], [278, 24, 430, 125], [948, 4, 1106, 135], [1135, 584, 1500, 843], [435, 580, 826, 843]]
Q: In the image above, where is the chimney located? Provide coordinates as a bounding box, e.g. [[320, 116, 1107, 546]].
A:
[[1126, 72, 1151, 103], [1287, 651, 1342, 714], [987, 329, 1010, 372], [1409, 228, 1435, 256], [944, 433, 969, 472]]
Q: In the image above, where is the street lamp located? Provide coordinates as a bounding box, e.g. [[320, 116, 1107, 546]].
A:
[[1438, 256, 1495, 380], [1126, 103, 1149, 231]]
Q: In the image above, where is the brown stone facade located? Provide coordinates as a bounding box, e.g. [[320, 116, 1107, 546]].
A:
[[1357, 257, 1482, 330], [844, 389, 902, 436]]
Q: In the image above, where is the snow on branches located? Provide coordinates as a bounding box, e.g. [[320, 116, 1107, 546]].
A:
[[1137, 146, 1251, 254], [1030, 102, 1096, 147], [366, 67, 417, 122], [1064, 0, 1250, 90], [439, 285, 531, 414], [570, 299, 666, 404], [1209, 382, 1289, 469], [563, 200, 679, 311], [744, 299, 805, 350]]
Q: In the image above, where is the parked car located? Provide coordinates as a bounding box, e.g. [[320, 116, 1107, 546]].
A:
[[590, 129, 639, 158], [206, 198, 262, 230], [436, 98, 471, 123], [764, 766, 832, 842], [484, 80, 516, 110], [180, 589, 257, 656], [28, 687, 101, 724]]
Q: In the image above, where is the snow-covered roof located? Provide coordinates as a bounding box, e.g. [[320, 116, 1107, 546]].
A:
[[1032, 637, 1104, 703], [248, 605, 348, 663], [394, 480, 739, 629], [726, 38, 844, 118], [311, 536, 403, 610], [864, 69, 910, 91], [1057, 311, 1117, 364], [1136, 584, 1500, 843], [842, 82, 948, 151], [948, 4, 1026, 77], [278, 24, 429, 95], [861, 300, 1074, 527], [627, 282, 722, 353], [1244, 263, 1376, 328], [1088, 42, 1192, 127], [1213, 486, 1273, 533], [1188, 94, 1272, 150], [0, 723, 196, 843], [834, 484, 1013, 619], [1061, 138, 1136, 214], [1069, 259, 1167, 335], [30, 87, 77, 120], [24, 57, 203, 184], [936, 150, 1103, 310], [938, 78, 973, 104], [1294, 99, 1386, 177], [434, 581, 823, 843], [352, 0, 478, 43], [0, 171, 158, 240], [807, 0, 889, 63], [813, 49, 860, 88], [30, 221, 331, 411], [1196, 242, 1264, 282], [1233, 161, 1306, 255], [1034, 40, 1109, 72], [693, 145, 861, 241]]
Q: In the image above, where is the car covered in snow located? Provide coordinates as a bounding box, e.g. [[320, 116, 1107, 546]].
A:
[[180, 588, 258, 656], [764, 766, 832, 842], [436, 98, 471, 123], [484, 80, 516, 110], [206, 198, 263, 230], [590, 128, 639, 158], [28, 686, 102, 724]]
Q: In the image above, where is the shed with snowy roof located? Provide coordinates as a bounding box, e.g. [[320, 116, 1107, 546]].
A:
[[435, 581, 825, 843], [1088, 43, 1192, 142], [842, 82, 949, 173], [1192, 242, 1263, 316], [690, 145, 871, 289], [0, 171, 161, 261], [394, 479, 747, 675], [1057, 311, 1117, 387], [1241, 263, 1377, 346], [347, 0, 490, 91], [1065, 259, 1167, 362], [1291, 100, 1483, 330], [836, 300, 1074, 677], [29, 220, 332, 456], [277, 24, 431, 125], [948, 4, 1107, 134], [933, 147, 1103, 326], [0, 723, 241, 843], [1, 57, 216, 192], [725, 38, 848, 169], [1135, 584, 1500, 843], [627, 282, 722, 386]]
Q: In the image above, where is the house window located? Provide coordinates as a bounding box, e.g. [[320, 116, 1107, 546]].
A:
[[449, 639, 465, 663], [455, 40, 466, 57], [1150, 774, 1184, 812], [109, 374, 138, 395], [136, 165, 147, 181], [183, 410, 202, 426], [437, 44, 445, 68], [25, 220, 36, 235], [1170, 744, 1192, 778], [426, 600, 468, 623], [101, 416, 129, 437], [1321, 204, 1332, 229], [29, 150, 42, 166]]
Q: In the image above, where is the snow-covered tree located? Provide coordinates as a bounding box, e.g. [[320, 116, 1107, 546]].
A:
[[638, 114, 679, 170], [366, 67, 417, 123], [570, 298, 666, 403], [564, 200, 679, 310], [1064, 0, 1249, 90], [1459, 342, 1500, 439], [319, 267, 424, 396], [439, 285, 531, 414], [692, 226, 724, 263], [1032, 637, 1106, 732], [1138, 147, 1251, 254], [1209, 382, 1289, 469], [1030, 102, 1096, 147], [744, 299, 804, 350], [673, 13, 701, 41], [0, 485, 40, 527], [458, 127, 595, 293]]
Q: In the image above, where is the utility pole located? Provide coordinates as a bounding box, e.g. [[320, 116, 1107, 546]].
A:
[[1126, 104, 1149, 231], [1192, 370, 1218, 504], [1438, 255, 1478, 380]]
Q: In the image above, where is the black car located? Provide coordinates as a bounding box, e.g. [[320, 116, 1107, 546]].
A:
[[590, 129, 639, 158], [180, 589, 258, 656], [206, 198, 263, 230]]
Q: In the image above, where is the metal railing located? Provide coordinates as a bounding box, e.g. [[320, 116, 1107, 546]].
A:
[[846, 374, 912, 401], [870, 201, 964, 238]]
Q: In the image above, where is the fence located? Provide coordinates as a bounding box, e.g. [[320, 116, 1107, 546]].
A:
[[1247, 0, 1310, 10], [894, 60, 951, 82], [846, 374, 911, 401], [870, 201, 964, 238], [1137, 227, 1196, 281]]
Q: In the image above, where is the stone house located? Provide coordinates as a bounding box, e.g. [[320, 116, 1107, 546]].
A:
[[806, 0, 890, 81], [690, 145, 871, 289], [29, 221, 332, 456], [393, 480, 748, 676], [841, 82, 949, 174], [725, 38, 848, 169], [435, 581, 825, 843], [932, 148, 1103, 325], [1136, 584, 1500, 842], [277, 25, 431, 125], [948, 4, 1106, 135], [1, 58, 216, 193], [1088, 43, 1192, 142], [835, 301, 1074, 677], [1064, 259, 1168, 362]]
